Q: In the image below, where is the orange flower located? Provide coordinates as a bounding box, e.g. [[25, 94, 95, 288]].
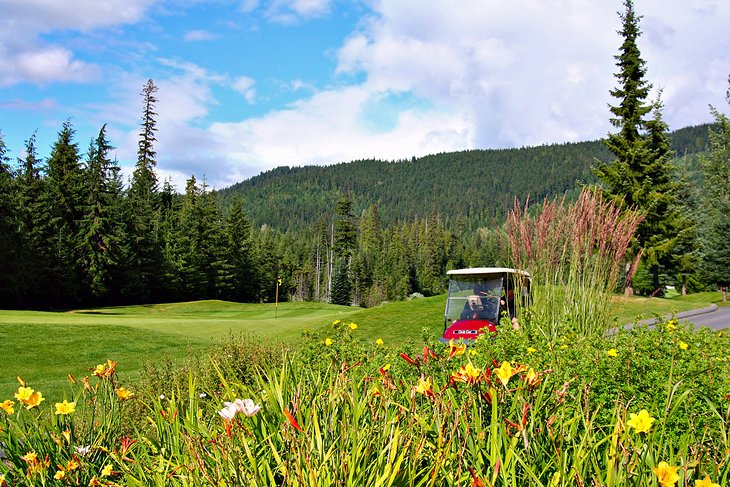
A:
[[495, 361, 515, 386], [447, 339, 466, 359], [283, 408, 302, 432]]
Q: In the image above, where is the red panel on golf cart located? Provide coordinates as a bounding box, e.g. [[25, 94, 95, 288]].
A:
[[443, 319, 496, 340]]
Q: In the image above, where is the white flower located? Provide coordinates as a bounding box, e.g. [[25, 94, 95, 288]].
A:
[[218, 403, 237, 421], [237, 398, 262, 417], [199, 393, 207, 398], [74, 445, 91, 457], [159, 394, 165, 400]]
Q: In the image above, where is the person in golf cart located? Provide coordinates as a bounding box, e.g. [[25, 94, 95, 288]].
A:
[[442, 267, 529, 343]]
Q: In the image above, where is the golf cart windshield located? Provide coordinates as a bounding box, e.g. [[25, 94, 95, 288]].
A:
[[444, 276, 503, 328]]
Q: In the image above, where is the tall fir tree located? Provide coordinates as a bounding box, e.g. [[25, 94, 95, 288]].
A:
[[45, 120, 85, 305], [78, 125, 123, 302], [593, 0, 681, 296], [0, 132, 21, 307], [225, 195, 258, 302], [124, 79, 163, 302], [699, 77, 730, 301]]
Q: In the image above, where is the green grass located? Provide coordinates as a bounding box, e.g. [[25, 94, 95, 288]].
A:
[[1, 291, 724, 402]]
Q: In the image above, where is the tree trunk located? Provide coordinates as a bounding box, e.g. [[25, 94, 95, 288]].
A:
[[723, 285, 728, 303]]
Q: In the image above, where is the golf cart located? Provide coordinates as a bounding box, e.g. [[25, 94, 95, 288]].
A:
[[441, 267, 530, 342]]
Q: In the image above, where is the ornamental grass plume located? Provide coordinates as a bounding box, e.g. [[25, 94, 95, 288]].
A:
[[506, 186, 643, 338]]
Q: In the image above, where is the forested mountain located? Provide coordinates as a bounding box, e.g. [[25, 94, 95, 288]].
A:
[[218, 124, 713, 232]]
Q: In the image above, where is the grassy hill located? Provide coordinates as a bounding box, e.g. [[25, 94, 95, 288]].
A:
[[2, 290, 725, 401]]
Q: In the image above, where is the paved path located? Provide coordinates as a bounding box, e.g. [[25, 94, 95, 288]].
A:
[[628, 304, 730, 331]]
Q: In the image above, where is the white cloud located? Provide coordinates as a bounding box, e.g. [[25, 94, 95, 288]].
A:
[[184, 30, 219, 42], [0, 46, 100, 87], [233, 76, 257, 103], [264, 0, 332, 23]]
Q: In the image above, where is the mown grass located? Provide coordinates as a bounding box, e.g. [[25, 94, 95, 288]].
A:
[[0, 292, 723, 402]]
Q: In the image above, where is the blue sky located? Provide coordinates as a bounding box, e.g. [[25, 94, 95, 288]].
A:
[[1, 0, 728, 190]]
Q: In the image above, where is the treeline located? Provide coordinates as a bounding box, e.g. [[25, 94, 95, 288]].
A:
[[0, 119, 504, 309]]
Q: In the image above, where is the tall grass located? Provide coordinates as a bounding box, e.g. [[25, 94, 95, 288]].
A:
[[506, 187, 643, 338]]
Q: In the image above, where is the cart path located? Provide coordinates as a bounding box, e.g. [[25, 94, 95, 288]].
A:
[[625, 304, 730, 331]]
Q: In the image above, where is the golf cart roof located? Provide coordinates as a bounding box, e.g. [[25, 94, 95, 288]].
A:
[[447, 267, 530, 278]]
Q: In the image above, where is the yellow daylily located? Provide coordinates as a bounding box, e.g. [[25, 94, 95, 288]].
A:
[[115, 386, 135, 401], [54, 470, 66, 480], [695, 475, 721, 487], [375, 338, 384, 346], [54, 400, 76, 415], [0, 400, 14, 415], [495, 361, 515, 386], [415, 377, 435, 397], [348, 322, 358, 330], [627, 409, 655, 434], [653, 461, 680, 487], [101, 464, 113, 477], [451, 361, 482, 385], [14, 386, 34, 402]]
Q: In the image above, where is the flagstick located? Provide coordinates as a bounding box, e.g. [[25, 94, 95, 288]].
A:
[[275, 278, 279, 319]]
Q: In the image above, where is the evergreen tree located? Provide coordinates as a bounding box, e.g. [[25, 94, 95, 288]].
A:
[[699, 78, 730, 301], [225, 195, 258, 301], [124, 79, 162, 301], [330, 258, 352, 306], [78, 125, 122, 302], [593, 0, 682, 295], [0, 133, 21, 307], [45, 120, 85, 305]]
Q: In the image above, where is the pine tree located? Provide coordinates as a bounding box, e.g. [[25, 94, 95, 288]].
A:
[[0, 132, 21, 307], [124, 79, 163, 302], [593, 0, 682, 295], [225, 195, 258, 301], [46, 120, 85, 305], [330, 258, 352, 305], [699, 77, 730, 301], [78, 125, 122, 302]]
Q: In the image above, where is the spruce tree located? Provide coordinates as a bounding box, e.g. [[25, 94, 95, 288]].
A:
[[593, 0, 682, 295], [0, 133, 20, 307], [124, 79, 163, 301], [78, 125, 122, 302], [46, 120, 85, 305], [699, 78, 730, 301], [225, 195, 257, 301]]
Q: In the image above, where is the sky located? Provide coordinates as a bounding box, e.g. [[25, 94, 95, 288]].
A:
[[0, 0, 728, 191]]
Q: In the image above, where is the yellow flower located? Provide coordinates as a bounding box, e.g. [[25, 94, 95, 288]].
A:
[[23, 390, 44, 409], [679, 341, 688, 350], [451, 362, 482, 385], [627, 409, 655, 434], [666, 322, 676, 332], [116, 386, 135, 401], [325, 338, 333, 346], [495, 361, 515, 387], [62, 430, 71, 443], [469, 349, 478, 356], [332, 319, 341, 325], [67, 460, 79, 471], [1, 400, 14, 415], [375, 338, 384, 346], [382, 363, 391, 371], [525, 368, 541, 387], [415, 377, 435, 397], [55, 400, 76, 415], [101, 464, 113, 477], [92, 363, 106, 378], [560, 344, 568, 349], [447, 338, 466, 358], [54, 470, 66, 480], [653, 461, 680, 487], [695, 475, 721, 487], [14, 386, 34, 402], [607, 348, 618, 357], [89, 476, 104, 486], [348, 322, 358, 330], [21, 452, 38, 463], [0, 473, 6, 487], [527, 347, 537, 354]]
